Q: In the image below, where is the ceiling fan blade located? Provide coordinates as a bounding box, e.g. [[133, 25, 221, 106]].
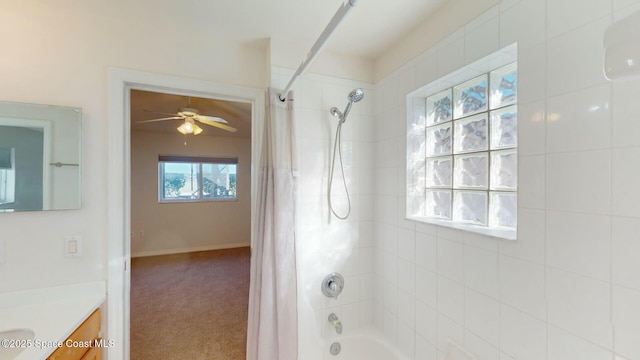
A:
[[198, 118, 238, 133], [137, 117, 182, 123], [143, 109, 181, 116], [196, 114, 228, 124]]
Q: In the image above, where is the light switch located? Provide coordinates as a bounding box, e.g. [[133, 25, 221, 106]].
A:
[[0, 240, 3, 264], [68, 240, 78, 253], [64, 236, 83, 257]]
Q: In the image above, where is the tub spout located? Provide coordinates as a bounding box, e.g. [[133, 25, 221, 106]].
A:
[[328, 313, 343, 335]]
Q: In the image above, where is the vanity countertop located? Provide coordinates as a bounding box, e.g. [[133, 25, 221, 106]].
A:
[[0, 281, 106, 360]]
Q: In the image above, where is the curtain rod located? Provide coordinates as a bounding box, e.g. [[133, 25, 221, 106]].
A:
[[278, 0, 359, 102]]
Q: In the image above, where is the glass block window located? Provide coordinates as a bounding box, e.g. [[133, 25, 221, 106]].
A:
[[424, 62, 517, 229]]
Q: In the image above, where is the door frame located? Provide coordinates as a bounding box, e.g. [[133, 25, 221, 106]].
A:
[[107, 68, 264, 360]]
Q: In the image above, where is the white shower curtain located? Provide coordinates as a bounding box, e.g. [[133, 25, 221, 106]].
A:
[[247, 88, 298, 360]]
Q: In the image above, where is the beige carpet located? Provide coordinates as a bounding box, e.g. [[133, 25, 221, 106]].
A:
[[130, 247, 250, 360]]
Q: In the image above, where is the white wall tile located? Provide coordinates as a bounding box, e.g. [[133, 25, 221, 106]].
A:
[[383, 74, 399, 112], [548, 325, 613, 360], [437, 313, 464, 352], [437, 226, 465, 243], [547, 17, 611, 97], [416, 266, 438, 309], [416, 222, 437, 236], [612, 147, 640, 217], [383, 252, 399, 286], [383, 307, 399, 345], [398, 65, 417, 105], [382, 223, 399, 255], [416, 53, 439, 89], [499, 255, 546, 319], [368, 3, 640, 360], [613, 285, 640, 359], [416, 233, 437, 272], [464, 245, 499, 298], [342, 302, 361, 330], [546, 211, 611, 281], [398, 321, 416, 359], [547, 0, 612, 38], [517, 100, 546, 156], [360, 273, 375, 300], [614, 0, 640, 20], [500, 353, 516, 360], [465, 13, 500, 63], [612, 79, 640, 147], [547, 150, 611, 214], [500, 209, 545, 264], [463, 232, 499, 252], [437, 239, 464, 282], [399, 259, 416, 295], [465, 289, 500, 346], [399, 227, 416, 263], [547, 84, 612, 153], [615, 0, 640, 10], [360, 299, 375, 326], [399, 289, 416, 329], [437, 36, 465, 77], [465, 330, 500, 360], [416, 299, 438, 346], [612, 216, 640, 291], [500, 305, 547, 360], [500, 0, 546, 49], [437, 276, 465, 325], [518, 155, 545, 209], [546, 268, 613, 348], [416, 333, 439, 360]]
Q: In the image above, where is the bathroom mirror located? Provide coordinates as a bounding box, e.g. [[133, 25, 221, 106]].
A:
[[0, 101, 81, 212]]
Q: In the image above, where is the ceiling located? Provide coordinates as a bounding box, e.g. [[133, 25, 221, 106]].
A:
[[234, 0, 449, 59], [130, 90, 252, 139], [130, 0, 449, 139]]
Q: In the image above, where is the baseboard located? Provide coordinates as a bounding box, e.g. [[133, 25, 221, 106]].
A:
[[131, 242, 250, 258]]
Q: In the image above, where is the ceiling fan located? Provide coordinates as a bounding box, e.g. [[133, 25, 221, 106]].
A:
[[137, 98, 237, 135]]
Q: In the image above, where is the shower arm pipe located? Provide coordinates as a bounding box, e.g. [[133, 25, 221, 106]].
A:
[[278, 0, 359, 102]]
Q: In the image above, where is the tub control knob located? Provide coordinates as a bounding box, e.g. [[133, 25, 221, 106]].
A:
[[322, 273, 344, 300]]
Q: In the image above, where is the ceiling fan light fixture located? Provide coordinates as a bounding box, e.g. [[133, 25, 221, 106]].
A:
[[177, 120, 203, 135], [177, 123, 190, 134]]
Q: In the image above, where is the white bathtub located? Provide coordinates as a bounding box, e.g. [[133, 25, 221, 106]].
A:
[[324, 327, 409, 360]]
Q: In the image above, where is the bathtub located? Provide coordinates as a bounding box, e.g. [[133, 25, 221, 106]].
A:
[[324, 327, 409, 360]]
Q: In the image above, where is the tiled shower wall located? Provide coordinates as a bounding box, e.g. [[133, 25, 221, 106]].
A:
[[373, 0, 640, 359], [270, 67, 375, 359]]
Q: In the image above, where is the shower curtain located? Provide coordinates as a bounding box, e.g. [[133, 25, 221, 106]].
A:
[[247, 88, 298, 360]]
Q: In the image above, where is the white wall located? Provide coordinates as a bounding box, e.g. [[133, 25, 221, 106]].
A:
[[373, 0, 640, 359], [130, 131, 251, 257], [0, 0, 266, 293], [270, 66, 375, 360]]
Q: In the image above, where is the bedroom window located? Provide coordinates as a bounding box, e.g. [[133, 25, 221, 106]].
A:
[[406, 44, 517, 240], [158, 155, 237, 202]]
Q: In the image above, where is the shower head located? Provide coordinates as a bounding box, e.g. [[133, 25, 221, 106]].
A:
[[331, 88, 364, 123], [348, 88, 364, 103]]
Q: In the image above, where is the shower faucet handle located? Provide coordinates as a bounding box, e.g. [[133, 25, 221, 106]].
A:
[[328, 313, 343, 334], [322, 273, 344, 300]]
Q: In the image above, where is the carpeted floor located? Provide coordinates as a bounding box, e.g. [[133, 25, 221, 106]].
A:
[[130, 247, 250, 360]]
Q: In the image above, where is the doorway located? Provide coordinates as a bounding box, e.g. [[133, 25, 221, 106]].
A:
[[128, 90, 252, 359], [107, 68, 265, 360]]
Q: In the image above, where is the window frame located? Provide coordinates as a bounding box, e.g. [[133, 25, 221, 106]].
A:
[[157, 155, 238, 203], [405, 44, 518, 240]]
